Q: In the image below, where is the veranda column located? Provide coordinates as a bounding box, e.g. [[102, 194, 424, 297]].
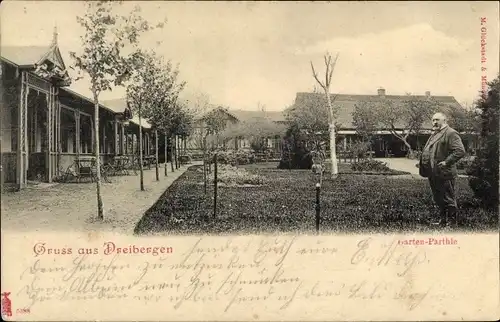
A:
[[102, 119, 106, 155], [16, 72, 28, 189], [46, 86, 53, 182], [120, 124, 125, 155], [114, 119, 119, 155], [56, 92, 61, 177], [75, 111, 80, 159]]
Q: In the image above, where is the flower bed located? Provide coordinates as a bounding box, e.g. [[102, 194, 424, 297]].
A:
[[244, 162, 409, 175], [199, 164, 265, 186], [134, 166, 496, 235]]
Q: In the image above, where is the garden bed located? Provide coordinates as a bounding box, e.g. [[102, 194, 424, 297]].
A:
[[134, 166, 496, 235], [241, 162, 410, 175]]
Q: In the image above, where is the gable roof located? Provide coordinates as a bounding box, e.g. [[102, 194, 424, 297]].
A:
[[292, 92, 463, 130], [1, 45, 65, 69], [1, 46, 51, 66]]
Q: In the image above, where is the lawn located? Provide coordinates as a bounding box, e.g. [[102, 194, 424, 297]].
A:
[[134, 165, 497, 235]]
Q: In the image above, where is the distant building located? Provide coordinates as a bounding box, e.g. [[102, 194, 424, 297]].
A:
[[184, 88, 466, 158], [183, 107, 286, 158], [289, 88, 466, 157]]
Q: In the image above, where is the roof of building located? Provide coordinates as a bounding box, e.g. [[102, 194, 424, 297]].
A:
[[0, 46, 52, 66], [291, 91, 463, 130], [1, 45, 151, 129], [100, 98, 151, 129], [227, 109, 286, 122]]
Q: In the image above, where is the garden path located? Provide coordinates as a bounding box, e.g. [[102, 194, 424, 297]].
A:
[[378, 157, 422, 176], [1, 163, 197, 235], [378, 157, 469, 179]]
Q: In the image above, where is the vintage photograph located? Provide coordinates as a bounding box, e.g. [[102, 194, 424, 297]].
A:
[[0, 1, 499, 321]]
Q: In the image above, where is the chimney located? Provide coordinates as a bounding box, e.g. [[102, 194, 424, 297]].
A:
[[425, 91, 431, 97], [377, 88, 386, 97]]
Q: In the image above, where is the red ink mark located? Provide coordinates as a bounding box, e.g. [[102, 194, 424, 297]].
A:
[[1, 292, 12, 317]]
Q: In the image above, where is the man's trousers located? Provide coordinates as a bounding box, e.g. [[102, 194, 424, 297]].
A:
[[428, 175, 457, 210]]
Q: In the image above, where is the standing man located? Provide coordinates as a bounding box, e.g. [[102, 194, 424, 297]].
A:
[[419, 112, 466, 227]]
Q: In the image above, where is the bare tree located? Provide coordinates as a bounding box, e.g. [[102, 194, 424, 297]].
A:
[[310, 52, 340, 177]]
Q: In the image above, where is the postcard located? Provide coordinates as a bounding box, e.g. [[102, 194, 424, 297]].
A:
[[1, 1, 499, 321]]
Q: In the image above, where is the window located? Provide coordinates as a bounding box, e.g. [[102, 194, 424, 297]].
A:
[[80, 114, 93, 154], [60, 107, 76, 153]]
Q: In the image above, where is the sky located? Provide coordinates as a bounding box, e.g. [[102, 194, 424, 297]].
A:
[[1, 1, 498, 111]]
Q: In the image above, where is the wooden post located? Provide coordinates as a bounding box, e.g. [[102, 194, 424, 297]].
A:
[[46, 87, 52, 183], [155, 130, 159, 181], [170, 136, 175, 172], [114, 119, 119, 155], [138, 114, 144, 192], [203, 135, 207, 194], [17, 73, 28, 190], [315, 183, 321, 234], [164, 133, 168, 176], [213, 152, 218, 218], [175, 135, 179, 169]]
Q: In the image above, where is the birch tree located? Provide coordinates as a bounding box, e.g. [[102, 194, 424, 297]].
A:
[[70, 1, 160, 220], [140, 57, 185, 179], [126, 50, 180, 190], [310, 52, 340, 177]]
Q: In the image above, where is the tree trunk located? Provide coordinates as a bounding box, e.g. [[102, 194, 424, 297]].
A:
[[92, 91, 104, 220], [325, 91, 338, 177], [138, 112, 144, 191], [403, 139, 413, 157], [175, 135, 179, 169], [164, 133, 168, 176], [203, 136, 208, 194], [170, 136, 175, 172], [155, 129, 159, 181]]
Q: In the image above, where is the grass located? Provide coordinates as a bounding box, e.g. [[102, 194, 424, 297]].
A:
[[241, 161, 410, 175], [134, 165, 497, 235]]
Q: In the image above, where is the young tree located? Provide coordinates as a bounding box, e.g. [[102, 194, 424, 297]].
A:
[[126, 50, 183, 190], [126, 51, 154, 191], [141, 58, 185, 179], [70, 1, 160, 220], [352, 101, 379, 146], [169, 100, 195, 169], [220, 116, 286, 153], [284, 96, 342, 169], [310, 52, 341, 177], [375, 95, 439, 157]]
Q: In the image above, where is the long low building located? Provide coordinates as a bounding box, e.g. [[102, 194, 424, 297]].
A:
[[183, 88, 475, 159], [0, 36, 158, 190]]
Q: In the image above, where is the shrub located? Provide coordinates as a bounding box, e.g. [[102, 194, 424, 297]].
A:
[[207, 164, 264, 185], [278, 125, 313, 169], [351, 159, 391, 172], [468, 78, 499, 211], [456, 156, 475, 170], [213, 150, 255, 166]]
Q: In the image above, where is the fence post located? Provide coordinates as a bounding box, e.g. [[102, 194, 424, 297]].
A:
[[315, 183, 321, 234], [213, 153, 218, 218]]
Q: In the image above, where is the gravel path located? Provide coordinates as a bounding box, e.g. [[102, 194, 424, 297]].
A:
[[1, 164, 193, 235]]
